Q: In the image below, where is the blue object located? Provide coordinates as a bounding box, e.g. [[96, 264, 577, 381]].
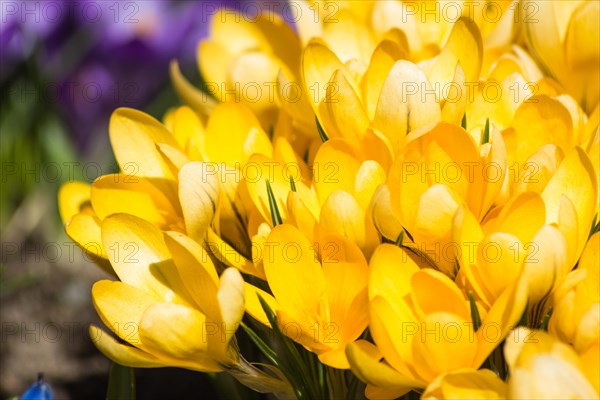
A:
[[20, 374, 54, 400]]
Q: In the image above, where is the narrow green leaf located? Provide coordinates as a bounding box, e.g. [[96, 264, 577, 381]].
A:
[[240, 321, 279, 367], [289, 176, 297, 192], [106, 363, 135, 400], [482, 118, 490, 144], [346, 373, 359, 400], [316, 116, 328, 142], [395, 231, 405, 247], [266, 180, 283, 226], [468, 292, 481, 331], [589, 213, 599, 237], [461, 113, 467, 130], [257, 294, 317, 399], [518, 301, 530, 327], [539, 307, 553, 331]]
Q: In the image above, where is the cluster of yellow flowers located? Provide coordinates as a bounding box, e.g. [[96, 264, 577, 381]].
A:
[[59, 1, 599, 399]]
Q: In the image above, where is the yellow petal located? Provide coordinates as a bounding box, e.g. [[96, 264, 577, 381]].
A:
[[523, 225, 568, 306], [89, 325, 164, 368], [505, 327, 598, 399], [156, 143, 190, 174], [170, 105, 204, 151], [92, 280, 158, 345], [205, 228, 262, 279], [580, 342, 600, 393], [264, 224, 326, 323], [65, 212, 107, 259], [485, 191, 546, 244], [346, 340, 423, 393], [413, 184, 464, 276], [275, 308, 330, 354], [411, 312, 477, 381], [318, 347, 351, 370], [369, 296, 420, 380], [509, 96, 573, 164], [101, 214, 192, 305], [370, 184, 403, 242], [422, 369, 507, 400], [475, 233, 526, 302], [204, 103, 272, 166], [163, 231, 219, 318], [362, 128, 394, 172], [138, 303, 224, 371], [407, 122, 480, 204], [428, 17, 482, 95], [361, 39, 408, 120], [228, 51, 284, 118], [467, 130, 507, 220], [244, 282, 281, 327], [321, 233, 369, 344], [319, 190, 379, 259], [410, 269, 469, 321], [452, 206, 488, 304], [475, 278, 528, 367], [313, 138, 360, 204], [58, 181, 91, 223], [109, 108, 179, 179], [564, 1, 600, 111], [322, 8, 375, 63], [523, 1, 567, 82], [170, 60, 216, 117], [302, 40, 344, 118], [217, 268, 245, 347], [286, 191, 319, 245], [354, 160, 386, 210], [197, 39, 230, 101], [579, 232, 600, 297], [323, 69, 369, 142], [542, 147, 597, 260], [369, 244, 420, 302], [373, 60, 441, 153], [179, 162, 219, 242], [90, 174, 180, 229]]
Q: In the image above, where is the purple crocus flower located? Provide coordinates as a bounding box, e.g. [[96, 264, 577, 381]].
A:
[[2, 0, 241, 152]]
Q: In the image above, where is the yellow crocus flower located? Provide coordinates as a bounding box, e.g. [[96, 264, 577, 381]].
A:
[[59, 104, 275, 272], [302, 17, 482, 159], [523, 0, 600, 113], [495, 147, 597, 268], [90, 213, 244, 371], [453, 149, 596, 317], [454, 199, 570, 320], [550, 232, 600, 354], [505, 327, 599, 398], [421, 368, 507, 399], [346, 244, 527, 399], [173, 9, 300, 126], [386, 122, 506, 276], [89, 213, 293, 396], [244, 224, 369, 369], [59, 109, 219, 268]]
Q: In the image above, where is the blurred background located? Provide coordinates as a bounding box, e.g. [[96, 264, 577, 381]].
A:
[[0, 1, 270, 398]]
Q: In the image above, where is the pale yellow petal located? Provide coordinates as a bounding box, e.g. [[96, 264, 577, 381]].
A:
[[179, 161, 219, 241], [109, 108, 179, 179], [422, 369, 507, 400], [101, 214, 192, 305]]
